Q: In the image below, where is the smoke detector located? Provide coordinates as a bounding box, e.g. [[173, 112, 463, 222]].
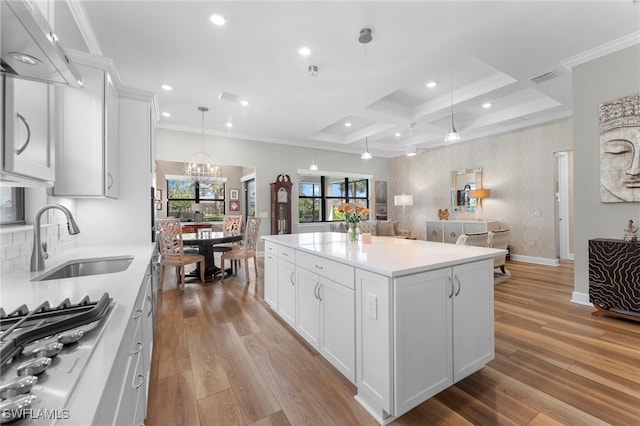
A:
[[359, 28, 372, 44], [308, 65, 318, 76]]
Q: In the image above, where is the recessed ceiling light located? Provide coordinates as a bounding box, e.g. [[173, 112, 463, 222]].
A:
[[161, 84, 172, 91], [162, 112, 171, 117], [426, 81, 437, 88], [482, 102, 492, 109], [210, 14, 226, 26], [344, 122, 351, 127], [298, 46, 311, 56], [395, 132, 401, 138], [226, 122, 234, 128], [240, 100, 249, 107]]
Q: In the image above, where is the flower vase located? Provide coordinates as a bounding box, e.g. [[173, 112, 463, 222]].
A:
[[348, 223, 360, 243]]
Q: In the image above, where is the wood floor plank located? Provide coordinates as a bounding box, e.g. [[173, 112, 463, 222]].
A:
[[145, 259, 640, 426], [196, 388, 245, 426], [184, 314, 231, 399]]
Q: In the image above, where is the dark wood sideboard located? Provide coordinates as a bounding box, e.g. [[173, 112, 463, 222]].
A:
[[588, 239, 640, 322]]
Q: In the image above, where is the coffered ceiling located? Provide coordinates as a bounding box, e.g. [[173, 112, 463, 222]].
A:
[[63, 1, 640, 158]]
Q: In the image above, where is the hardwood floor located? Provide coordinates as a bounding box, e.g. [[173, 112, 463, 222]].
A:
[[146, 258, 640, 426]]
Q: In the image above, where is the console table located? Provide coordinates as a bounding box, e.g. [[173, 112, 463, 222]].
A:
[[426, 220, 500, 244], [588, 239, 640, 322]]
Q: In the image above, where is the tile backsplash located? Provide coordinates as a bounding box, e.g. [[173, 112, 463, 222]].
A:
[[1, 212, 78, 277]]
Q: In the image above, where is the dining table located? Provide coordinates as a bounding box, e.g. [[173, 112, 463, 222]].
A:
[[182, 231, 244, 281]]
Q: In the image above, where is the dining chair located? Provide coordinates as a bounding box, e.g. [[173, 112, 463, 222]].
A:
[[220, 217, 261, 285], [455, 231, 489, 247], [487, 229, 511, 274], [156, 218, 205, 290], [212, 215, 244, 271]]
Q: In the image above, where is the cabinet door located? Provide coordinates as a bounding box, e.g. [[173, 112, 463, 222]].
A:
[[443, 222, 463, 244], [320, 277, 355, 383], [3, 77, 55, 182], [426, 221, 442, 242], [264, 252, 278, 310], [394, 268, 453, 416], [295, 267, 320, 348], [452, 259, 494, 382], [105, 74, 119, 198], [277, 259, 296, 327], [55, 64, 105, 196]]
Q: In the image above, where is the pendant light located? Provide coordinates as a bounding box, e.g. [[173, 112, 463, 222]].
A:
[[406, 122, 417, 157], [360, 28, 373, 160], [444, 69, 462, 142], [184, 106, 223, 183], [309, 151, 319, 170]]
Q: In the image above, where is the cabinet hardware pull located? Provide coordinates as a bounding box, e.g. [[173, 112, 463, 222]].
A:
[[290, 271, 295, 286], [133, 374, 145, 389], [132, 341, 144, 355], [314, 282, 319, 300], [133, 309, 143, 319], [282, 252, 288, 256], [315, 264, 323, 270], [15, 112, 32, 155], [318, 283, 323, 302], [450, 232, 456, 237], [146, 296, 153, 316], [454, 275, 461, 296], [107, 173, 113, 189], [448, 276, 453, 299]]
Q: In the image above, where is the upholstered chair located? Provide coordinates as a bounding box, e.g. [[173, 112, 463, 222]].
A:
[[487, 229, 511, 274]]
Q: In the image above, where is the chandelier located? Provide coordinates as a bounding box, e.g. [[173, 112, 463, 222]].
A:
[[184, 106, 223, 183]]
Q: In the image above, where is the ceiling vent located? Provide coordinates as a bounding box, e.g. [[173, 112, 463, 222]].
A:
[[530, 71, 558, 84], [218, 91, 239, 102]]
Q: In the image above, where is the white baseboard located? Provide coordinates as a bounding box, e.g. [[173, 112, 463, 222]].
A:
[[571, 291, 591, 306], [510, 254, 560, 266]]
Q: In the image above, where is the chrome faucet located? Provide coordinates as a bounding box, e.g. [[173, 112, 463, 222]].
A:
[[31, 204, 81, 272]]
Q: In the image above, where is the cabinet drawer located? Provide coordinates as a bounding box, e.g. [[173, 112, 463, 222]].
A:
[[444, 223, 463, 244], [426, 222, 443, 242], [265, 241, 278, 255], [279, 245, 296, 262], [297, 251, 354, 289]]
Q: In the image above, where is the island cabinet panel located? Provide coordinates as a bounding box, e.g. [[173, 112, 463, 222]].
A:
[[277, 257, 296, 328], [355, 269, 392, 416], [264, 250, 278, 310], [394, 268, 453, 416], [296, 251, 356, 382]]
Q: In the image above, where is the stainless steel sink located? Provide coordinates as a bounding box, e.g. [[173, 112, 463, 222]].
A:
[[32, 256, 134, 281]]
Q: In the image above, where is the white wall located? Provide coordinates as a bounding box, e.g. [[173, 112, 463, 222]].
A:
[[155, 128, 390, 248], [390, 119, 573, 264], [573, 44, 640, 298]]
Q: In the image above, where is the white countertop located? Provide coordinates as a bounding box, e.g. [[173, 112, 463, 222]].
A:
[[0, 243, 156, 425], [262, 232, 506, 277]]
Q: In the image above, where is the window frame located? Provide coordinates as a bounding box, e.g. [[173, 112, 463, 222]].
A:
[[166, 179, 226, 221], [298, 174, 370, 223], [0, 187, 26, 226]]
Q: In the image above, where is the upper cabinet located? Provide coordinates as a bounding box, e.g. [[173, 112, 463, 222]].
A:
[[1, 76, 56, 186], [52, 51, 119, 198]]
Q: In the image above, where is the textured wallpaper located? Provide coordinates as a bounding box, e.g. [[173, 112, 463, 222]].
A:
[[389, 119, 573, 261]]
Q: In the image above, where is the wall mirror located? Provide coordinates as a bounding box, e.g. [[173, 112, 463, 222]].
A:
[[451, 167, 483, 211]]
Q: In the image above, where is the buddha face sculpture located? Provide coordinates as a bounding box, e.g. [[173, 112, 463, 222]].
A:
[[599, 95, 640, 202]]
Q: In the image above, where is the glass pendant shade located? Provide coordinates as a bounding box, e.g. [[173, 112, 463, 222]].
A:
[[184, 106, 223, 183]]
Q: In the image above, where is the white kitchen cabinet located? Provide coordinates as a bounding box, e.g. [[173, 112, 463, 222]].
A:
[[94, 261, 155, 425], [296, 251, 355, 383], [394, 259, 494, 417], [277, 245, 296, 327], [53, 51, 119, 198], [426, 220, 500, 243], [1, 76, 55, 185], [264, 242, 278, 310]]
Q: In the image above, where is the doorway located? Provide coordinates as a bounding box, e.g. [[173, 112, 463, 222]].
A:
[[554, 151, 574, 260]]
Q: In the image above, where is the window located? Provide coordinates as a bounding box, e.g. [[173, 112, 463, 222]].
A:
[[298, 175, 369, 223], [0, 187, 26, 226], [166, 179, 225, 221]]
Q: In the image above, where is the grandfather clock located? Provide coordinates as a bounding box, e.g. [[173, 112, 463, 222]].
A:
[[270, 174, 292, 235]]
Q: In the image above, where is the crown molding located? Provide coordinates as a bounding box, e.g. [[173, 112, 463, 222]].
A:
[[561, 31, 640, 70]]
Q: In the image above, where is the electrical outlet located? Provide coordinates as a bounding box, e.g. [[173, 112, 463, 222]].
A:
[[366, 292, 378, 320]]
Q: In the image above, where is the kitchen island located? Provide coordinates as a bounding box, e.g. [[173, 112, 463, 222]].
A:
[[262, 232, 505, 425], [0, 243, 156, 426]]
